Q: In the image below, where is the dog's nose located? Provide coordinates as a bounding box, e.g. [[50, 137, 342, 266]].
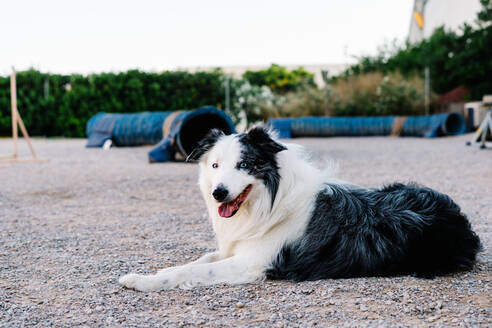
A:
[[212, 185, 229, 202]]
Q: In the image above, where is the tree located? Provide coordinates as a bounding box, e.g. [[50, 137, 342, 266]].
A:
[[335, 0, 492, 99]]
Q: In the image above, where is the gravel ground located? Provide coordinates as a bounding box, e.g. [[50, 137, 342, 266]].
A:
[[0, 135, 491, 327]]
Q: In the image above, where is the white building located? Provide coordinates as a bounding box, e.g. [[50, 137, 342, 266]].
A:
[[408, 0, 483, 43]]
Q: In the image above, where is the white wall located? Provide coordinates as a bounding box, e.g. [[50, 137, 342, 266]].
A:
[[409, 0, 482, 43]]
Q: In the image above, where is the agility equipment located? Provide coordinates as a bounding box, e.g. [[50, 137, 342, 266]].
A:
[[469, 95, 492, 149], [86, 111, 170, 147], [268, 113, 466, 139], [1, 68, 45, 165], [148, 107, 235, 162], [86, 106, 235, 162]]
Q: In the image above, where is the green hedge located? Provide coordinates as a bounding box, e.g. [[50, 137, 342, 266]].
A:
[[0, 69, 226, 137]]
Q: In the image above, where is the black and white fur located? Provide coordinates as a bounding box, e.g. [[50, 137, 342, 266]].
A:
[[119, 126, 482, 291]]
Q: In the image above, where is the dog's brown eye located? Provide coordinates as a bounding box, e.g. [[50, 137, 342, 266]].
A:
[[212, 163, 218, 169]]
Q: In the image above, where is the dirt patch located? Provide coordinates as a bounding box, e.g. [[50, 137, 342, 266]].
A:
[[0, 136, 490, 327]]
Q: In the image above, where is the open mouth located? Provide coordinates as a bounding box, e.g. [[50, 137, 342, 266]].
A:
[[218, 185, 252, 218]]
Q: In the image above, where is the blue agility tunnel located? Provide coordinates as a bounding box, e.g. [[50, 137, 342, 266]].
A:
[[268, 113, 466, 138], [399, 113, 466, 137], [86, 112, 171, 147], [86, 106, 235, 162]]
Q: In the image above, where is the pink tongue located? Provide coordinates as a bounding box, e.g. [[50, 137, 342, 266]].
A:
[[218, 202, 238, 218]]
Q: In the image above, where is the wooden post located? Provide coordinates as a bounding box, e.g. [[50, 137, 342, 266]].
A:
[[13, 68, 37, 158], [11, 68, 18, 158], [0, 67, 40, 162], [16, 108, 37, 158]]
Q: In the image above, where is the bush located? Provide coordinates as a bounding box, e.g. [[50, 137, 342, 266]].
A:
[[227, 79, 278, 128], [258, 73, 427, 119], [258, 85, 325, 120], [331, 72, 428, 116], [0, 69, 226, 137], [244, 64, 316, 93]]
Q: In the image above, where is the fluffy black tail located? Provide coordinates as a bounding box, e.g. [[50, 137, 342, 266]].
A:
[[266, 183, 482, 281], [393, 184, 482, 277]]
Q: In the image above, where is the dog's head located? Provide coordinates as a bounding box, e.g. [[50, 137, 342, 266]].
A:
[[187, 126, 286, 218]]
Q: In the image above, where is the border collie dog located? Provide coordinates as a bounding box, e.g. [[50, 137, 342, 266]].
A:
[[119, 127, 481, 291]]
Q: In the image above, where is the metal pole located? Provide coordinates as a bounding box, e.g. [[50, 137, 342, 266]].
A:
[[424, 66, 430, 115], [225, 75, 230, 112], [44, 78, 49, 100], [322, 70, 330, 116]]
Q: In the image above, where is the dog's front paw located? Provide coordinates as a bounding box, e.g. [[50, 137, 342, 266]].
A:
[[119, 273, 165, 292]]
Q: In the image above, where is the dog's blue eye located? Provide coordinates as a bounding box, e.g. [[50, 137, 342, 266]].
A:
[[239, 162, 248, 169], [212, 163, 218, 169]]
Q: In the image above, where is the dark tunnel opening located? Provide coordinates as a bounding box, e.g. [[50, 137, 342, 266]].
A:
[[441, 112, 465, 136], [176, 113, 235, 156]]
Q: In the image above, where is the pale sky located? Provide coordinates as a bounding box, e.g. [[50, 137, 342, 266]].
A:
[[1, 0, 414, 75]]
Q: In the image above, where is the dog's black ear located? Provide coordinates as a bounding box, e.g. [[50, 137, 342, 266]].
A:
[[186, 129, 224, 162], [246, 126, 286, 154]]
